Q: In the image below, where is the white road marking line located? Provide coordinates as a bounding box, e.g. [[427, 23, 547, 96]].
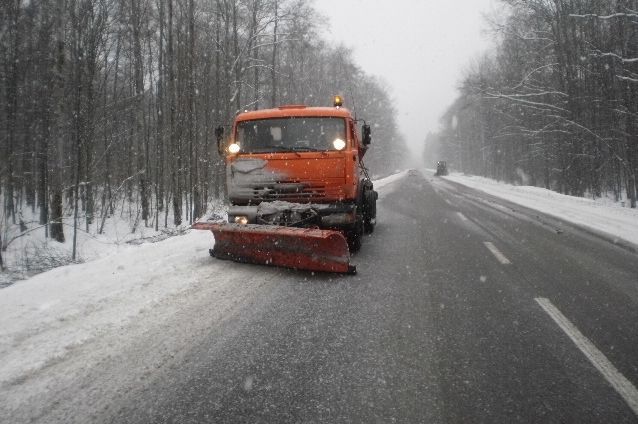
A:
[[456, 212, 468, 221], [483, 241, 511, 264], [535, 297, 638, 416]]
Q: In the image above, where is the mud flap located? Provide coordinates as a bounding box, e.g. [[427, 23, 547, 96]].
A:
[[192, 222, 356, 274]]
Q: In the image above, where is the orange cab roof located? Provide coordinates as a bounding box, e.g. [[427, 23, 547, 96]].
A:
[[235, 106, 354, 122]]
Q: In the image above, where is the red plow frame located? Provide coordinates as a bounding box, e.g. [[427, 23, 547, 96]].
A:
[[192, 222, 356, 274]]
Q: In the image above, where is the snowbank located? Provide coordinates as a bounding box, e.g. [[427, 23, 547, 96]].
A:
[[441, 172, 638, 248], [0, 230, 215, 387], [373, 169, 410, 193], [0, 200, 226, 286]]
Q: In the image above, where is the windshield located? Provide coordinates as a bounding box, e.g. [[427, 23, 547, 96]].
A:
[[236, 117, 346, 153]]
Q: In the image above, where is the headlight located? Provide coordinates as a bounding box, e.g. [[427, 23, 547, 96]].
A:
[[228, 143, 240, 154], [234, 215, 248, 225], [332, 138, 346, 150]]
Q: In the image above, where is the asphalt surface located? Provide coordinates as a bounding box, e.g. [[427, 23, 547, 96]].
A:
[[55, 171, 638, 422]]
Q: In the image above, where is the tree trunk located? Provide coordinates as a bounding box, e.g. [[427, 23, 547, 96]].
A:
[[155, 0, 166, 231], [188, 0, 196, 222], [71, 0, 82, 261], [168, 0, 181, 226], [214, 1, 224, 200], [232, 1, 241, 113], [0, 231, 4, 270], [131, 0, 149, 225], [4, 0, 21, 224], [50, 0, 66, 244], [270, 0, 278, 107], [50, 191, 65, 243], [628, 170, 637, 208]]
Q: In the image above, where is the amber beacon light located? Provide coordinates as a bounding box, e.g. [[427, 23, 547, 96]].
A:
[[333, 95, 343, 108]]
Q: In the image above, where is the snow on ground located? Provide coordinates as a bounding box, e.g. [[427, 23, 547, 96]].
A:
[[0, 200, 230, 410], [373, 169, 410, 194], [440, 171, 638, 248], [0, 199, 226, 287], [0, 229, 216, 388]]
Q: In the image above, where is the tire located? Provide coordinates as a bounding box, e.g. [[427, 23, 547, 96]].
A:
[[346, 220, 363, 252], [363, 189, 377, 234], [364, 217, 375, 234]]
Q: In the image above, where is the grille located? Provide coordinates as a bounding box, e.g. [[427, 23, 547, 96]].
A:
[[253, 182, 327, 201]]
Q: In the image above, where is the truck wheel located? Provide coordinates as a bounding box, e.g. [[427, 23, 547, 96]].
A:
[[364, 217, 375, 234], [363, 189, 377, 234], [347, 221, 363, 252]]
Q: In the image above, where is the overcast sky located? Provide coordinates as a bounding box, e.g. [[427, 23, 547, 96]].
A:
[[313, 0, 498, 159]]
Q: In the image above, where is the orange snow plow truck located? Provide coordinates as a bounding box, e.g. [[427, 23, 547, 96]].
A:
[[192, 96, 377, 274]]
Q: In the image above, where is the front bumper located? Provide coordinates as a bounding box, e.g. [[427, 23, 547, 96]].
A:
[[228, 202, 357, 228]]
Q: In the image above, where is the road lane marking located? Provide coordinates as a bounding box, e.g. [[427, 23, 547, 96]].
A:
[[483, 241, 511, 264], [456, 212, 468, 221], [535, 297, 638, 416]]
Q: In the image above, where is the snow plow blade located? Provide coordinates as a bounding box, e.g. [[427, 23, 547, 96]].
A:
[[192, 222, 356, 274]]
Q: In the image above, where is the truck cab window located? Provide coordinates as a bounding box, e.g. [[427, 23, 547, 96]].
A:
[[237, 117, 346, 153]]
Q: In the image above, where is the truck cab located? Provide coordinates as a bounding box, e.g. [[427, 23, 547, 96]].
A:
[[216, 97, 377, 251]]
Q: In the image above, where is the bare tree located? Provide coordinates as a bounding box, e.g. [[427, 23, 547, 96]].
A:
[[432, 0, 638, 206]]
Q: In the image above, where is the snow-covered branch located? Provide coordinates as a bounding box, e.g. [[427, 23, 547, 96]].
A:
[[570, 13, 638, 21], [589, 51, 638, 64], [485, 92, 568, 113]]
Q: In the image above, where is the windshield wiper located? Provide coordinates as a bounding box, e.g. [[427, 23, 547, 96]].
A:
[[249, 145, 292, 153], [289, 146, 323, 152], [249, 145, 326, 154]]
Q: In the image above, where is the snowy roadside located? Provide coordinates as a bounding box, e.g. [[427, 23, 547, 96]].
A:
[[373, 170, 409, 194], [0, 230, 214, 387], [0, 200, 227, 287], [0, 202, 234, 420], [437, 171, 638, 248], [0, 214, 185, 288]]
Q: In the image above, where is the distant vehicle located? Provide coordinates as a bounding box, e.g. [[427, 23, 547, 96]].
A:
[[435, 161, 448, 176]]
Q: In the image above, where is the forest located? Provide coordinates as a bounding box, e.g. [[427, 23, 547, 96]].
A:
[[427, 0, 638, 208], [0, 0, 407, 269]]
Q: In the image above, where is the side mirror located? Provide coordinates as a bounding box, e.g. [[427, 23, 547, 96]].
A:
[[362, 124, 371, 146], [215, 126, 225, 155]]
